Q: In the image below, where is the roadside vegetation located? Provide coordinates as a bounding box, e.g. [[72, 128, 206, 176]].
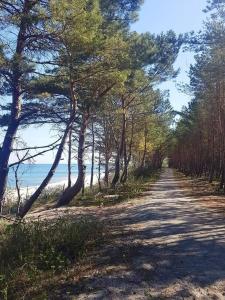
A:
[[0, 167, 161, 299], [12, 168, 160, 211], [0, 217, 105, 299]]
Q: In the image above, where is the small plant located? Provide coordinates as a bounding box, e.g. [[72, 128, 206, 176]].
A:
[[67, 168, 161, 208], [132, 166, 160, 180], [31, 186, 64, 210], [0, 217, 104, 299]]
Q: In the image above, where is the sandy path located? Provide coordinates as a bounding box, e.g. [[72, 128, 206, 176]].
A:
[[61, 168, 225, 300]]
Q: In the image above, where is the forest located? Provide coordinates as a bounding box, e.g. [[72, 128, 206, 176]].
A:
[[0, 0, 181, 216], [170, 0, 225, 191], [1, 0, 225, 299]]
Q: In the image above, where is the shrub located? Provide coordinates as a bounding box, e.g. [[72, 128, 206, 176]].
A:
[[133, 166, 160, 179]]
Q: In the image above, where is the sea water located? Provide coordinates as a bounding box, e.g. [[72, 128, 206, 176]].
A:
[[8, 164, 98, 188]]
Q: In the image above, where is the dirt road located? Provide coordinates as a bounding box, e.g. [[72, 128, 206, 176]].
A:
[[68, 169, 225, 299]]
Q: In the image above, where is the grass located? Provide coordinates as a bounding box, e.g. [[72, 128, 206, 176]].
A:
[[29, 186, 64, 211], [0, 217, 105, 299], [69, 168, 161, 207], [2, 186, 64, 216], [2, 168, 161, 215], [0, 167, 161, 299], [20, 167, 161, 211]]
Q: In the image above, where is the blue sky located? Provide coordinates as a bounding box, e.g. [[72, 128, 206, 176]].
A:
[[9, 0, 208, 163], [132, 0, 207, 111]]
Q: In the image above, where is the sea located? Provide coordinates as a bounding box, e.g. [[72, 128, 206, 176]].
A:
[[8, 164, 99, 189]]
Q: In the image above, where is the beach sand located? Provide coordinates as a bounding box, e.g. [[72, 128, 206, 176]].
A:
[[5, 174, 100, 203]]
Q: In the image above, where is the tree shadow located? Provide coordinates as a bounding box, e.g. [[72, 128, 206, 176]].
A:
[[53, 169, 225, 299]]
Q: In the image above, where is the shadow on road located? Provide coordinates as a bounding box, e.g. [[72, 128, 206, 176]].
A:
[[58, 169, 225, 299]]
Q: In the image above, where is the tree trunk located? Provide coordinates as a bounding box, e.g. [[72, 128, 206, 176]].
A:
[[220, 169, 225, 190], [0, 0, 30, 207], [67, 127, 72, 188], [15, 163, 22, 215], [0, 121, 20, 207], [56, 111, 89, 207], [67, 86, 77, 188], [18, 118, 74, 218], [140, 122, 147, 169], [120, 139, 127, 184], [111, 150, 120, 188], [90, 121, 95, 189], [111, 98, 126, 188], [120, 116, 134, 183], [98, 148, 102, 191], [104, 156, 109, 187], [209, 166, 214, 183]]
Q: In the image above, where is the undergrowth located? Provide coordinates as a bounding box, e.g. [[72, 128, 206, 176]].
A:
[[0, 168, 161, 298], [2, 168, 161, 213], [0, 217, 104, 299], [69, 168, 161, 207]]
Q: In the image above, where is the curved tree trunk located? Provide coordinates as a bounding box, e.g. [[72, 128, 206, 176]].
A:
[[18, 118, 74, 218], [56, 111, 89, 207], [0, 121, 20, 207], [0, 0, 31, 207]]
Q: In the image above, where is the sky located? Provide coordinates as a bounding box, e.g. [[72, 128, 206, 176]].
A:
[[6, 0, 208, 164], [132, 0, 207, 111]]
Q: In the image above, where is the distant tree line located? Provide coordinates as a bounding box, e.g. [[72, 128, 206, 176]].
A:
[[170, 0, 225, 191]]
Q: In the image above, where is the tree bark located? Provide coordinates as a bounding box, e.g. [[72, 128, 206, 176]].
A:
[[67, 81, 77, 188], [0, 0, 31, 207], [90, 121, 95, 189], [140, 122, 147, 169], [98, 148, 102, 191], [220, 169, 225, 190], [111, 98, 126, 188], [120, 139, 127, 184], [120, 115, 134, 183], [56, 111, 89, 207], [18, 118, 74, 218], [67, 127, 72, 188], [104, 156, 109, 187], [15, 163, 22, 215]]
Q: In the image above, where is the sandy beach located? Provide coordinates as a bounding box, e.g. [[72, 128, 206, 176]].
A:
[[5, 173, 100, 202]]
